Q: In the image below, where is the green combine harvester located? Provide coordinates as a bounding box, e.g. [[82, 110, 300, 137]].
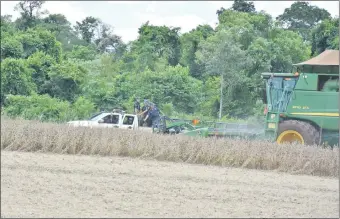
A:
[[161, 50, 339, 147], [262, 50, 339, 146]]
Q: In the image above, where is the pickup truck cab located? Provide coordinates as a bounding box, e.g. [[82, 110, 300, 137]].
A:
[[67, 112, 151, 131]]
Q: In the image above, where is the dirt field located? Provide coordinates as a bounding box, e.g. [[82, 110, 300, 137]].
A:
[[1, 151, 338, 218]]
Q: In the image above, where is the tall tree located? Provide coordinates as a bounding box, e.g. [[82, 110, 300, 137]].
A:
[[74, 16, 100, 44], [196, 29, 252, 118], [40, 13, 85, 52], [311, 18, 339, 55], [133, 22, 181, 70], [217, 9, 273, 49], [1, 16, 23, 60], [17, 28, 62, 62], [216, 7, 226, 16], [268, 28, 310, 72], [14, 0, 47, 30], [232, 0, 255, 13], [93, 22, 126, 56], [42, 14, 70, 33], [180, 24, 214, 79], [1, 15, 15, 33], [276, 1, 331, 41], [1, 58, 37, 103]]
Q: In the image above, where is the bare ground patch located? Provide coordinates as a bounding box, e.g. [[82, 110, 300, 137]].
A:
[[1, 151, 339, 218]]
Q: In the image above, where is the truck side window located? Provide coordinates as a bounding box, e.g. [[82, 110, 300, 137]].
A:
[[123, 116, 134, 125], [102, 115, 112, 123], [102, 115, 119, 124], [318, 75, 339, 92], [112, 115, 119, 124]]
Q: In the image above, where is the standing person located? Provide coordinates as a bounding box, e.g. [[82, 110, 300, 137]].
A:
[[143, 99, 150, 110], [144, 103, 160, 132], [134, 97, 141, 114], [138, 99, 150, 126]]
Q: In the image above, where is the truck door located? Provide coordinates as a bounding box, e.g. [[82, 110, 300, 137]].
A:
[[110, 114, 121, 128], [121, 114, 136, 130], [97, 113, 121, 128]]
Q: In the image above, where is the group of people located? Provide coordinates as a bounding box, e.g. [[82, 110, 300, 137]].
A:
[[134, 98, 161, 130]]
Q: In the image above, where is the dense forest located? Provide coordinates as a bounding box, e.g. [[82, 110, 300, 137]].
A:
[[1, 0, 339, 122]]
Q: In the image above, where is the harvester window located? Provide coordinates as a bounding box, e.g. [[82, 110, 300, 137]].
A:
[[318, 75, 339, 92]]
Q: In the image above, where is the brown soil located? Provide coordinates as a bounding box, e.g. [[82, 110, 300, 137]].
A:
[[1, 151, 338, 218]]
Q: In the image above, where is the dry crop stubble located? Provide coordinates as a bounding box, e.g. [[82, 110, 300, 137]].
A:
[[1, 118, 339, 177]]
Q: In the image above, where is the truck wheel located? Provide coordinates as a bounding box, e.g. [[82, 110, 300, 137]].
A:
[[276, 120, 320, 145]]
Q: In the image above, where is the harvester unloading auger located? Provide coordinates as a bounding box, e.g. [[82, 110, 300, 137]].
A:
[[157, 50, 339, 147]]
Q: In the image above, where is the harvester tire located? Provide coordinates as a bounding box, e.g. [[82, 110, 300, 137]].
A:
[[277, 120, 320, 146]]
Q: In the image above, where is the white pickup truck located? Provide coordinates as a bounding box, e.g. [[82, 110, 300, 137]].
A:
[[67, 112, 153, 133]]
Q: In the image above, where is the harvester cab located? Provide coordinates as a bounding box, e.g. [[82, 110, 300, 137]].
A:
[[261, 73, 299, 138], [261, 50, 339, 146]]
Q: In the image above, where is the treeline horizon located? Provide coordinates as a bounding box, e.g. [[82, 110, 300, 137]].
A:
[[1, 0, 338, 122]]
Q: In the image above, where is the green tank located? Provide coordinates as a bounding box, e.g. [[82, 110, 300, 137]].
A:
[[261, 50, 339, 146]]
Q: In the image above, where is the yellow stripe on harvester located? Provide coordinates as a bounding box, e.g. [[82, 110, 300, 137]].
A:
[[290, 112, 339, 117]]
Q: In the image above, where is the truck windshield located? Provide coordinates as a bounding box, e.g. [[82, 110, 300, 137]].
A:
[[89, 113, 106, 121]]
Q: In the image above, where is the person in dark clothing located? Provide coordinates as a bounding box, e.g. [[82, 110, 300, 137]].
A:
[[144, 103, 160, 131], [141, 100, 149, 113], [138, 99, 152, 127], [134, 98, 141, 114]]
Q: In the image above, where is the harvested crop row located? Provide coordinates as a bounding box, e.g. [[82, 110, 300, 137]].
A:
[[1, 118, 339, 177]]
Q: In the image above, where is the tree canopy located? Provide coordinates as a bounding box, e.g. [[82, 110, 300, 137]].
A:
[[1, 0, 338, 122], [276, 1, 331, 42]]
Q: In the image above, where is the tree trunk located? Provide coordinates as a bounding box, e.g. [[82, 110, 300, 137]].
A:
[[219, 74, 223, 120]]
